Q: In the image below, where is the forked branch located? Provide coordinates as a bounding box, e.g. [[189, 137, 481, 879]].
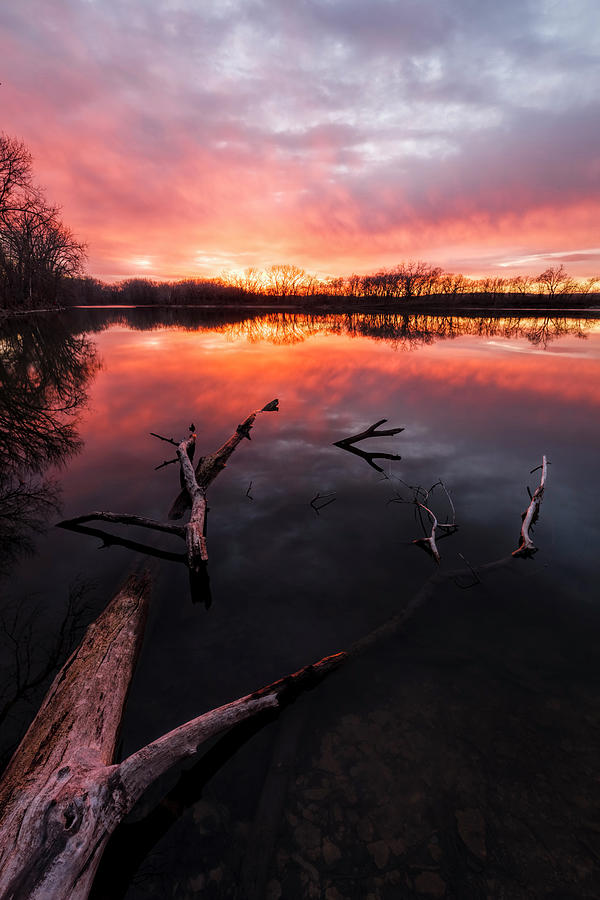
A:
[[56, 401, 279, 577], [333, 418, 405, 473], [169, 399, 279, 519]]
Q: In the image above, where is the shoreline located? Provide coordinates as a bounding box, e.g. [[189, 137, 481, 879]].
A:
[[2, 303, 600, 320]]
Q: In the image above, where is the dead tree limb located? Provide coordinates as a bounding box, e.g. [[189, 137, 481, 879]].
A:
[[0, 451, 550, 898], [0, 570, 342, 900], [56, 401, 279, 578], [412, 481, 457, 564], [168, 399, 279, 519], [310, 491, 337, 514], [333, 418, 404, 473], [149, 432, 178, 447], [57, 512, 185, 539], [391, 480, 457, 564], [175, 432, 208, 569], [55, 521, 187, 563], [512, 455, 548, 557], [0, 574, 151, 900]]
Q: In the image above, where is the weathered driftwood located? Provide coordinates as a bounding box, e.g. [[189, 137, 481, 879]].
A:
[[413, 503, 457, 564], [176, 431, 208, 569], [56, 400, 279, 574], [0, 574, 151, 900], [333, 418, 404, 473], [168, 399, 279, 520], [0, 562, 439, 900], [3, 451, 549, 898], [0, 571, 344, 900], [57, 511, 185, 538], [513, 455, 548, 557]]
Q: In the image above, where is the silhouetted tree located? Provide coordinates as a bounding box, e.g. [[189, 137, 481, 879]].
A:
[[536, 264, 575, 298], [264, 264, 309, 296], [0, 134, 86, 308]]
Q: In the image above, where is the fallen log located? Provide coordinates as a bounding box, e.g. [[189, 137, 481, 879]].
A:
[[0, 574, 151, 900], [0, 569, 343, 900], [0, 564, 442, 900]]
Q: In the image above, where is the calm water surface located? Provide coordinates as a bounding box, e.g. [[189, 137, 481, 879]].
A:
[[1, 309, 600, 899]]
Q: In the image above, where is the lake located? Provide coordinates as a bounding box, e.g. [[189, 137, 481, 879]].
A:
[[1, 308, 600, 899]]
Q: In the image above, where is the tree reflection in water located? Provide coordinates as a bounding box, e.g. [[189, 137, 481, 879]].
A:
[[0, 314, 99, 764], [0, 314, 99, 573], [68, 305, 594, 351]]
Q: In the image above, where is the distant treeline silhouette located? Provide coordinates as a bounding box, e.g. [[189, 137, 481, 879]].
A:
[[62, 261, 599, 310]]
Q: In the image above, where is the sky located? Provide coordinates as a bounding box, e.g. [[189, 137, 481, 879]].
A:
[[1, 0, 599, 282]]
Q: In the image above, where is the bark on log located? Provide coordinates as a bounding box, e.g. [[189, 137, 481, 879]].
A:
[[175, 432, 209, 568], [0, 574, 151, 900], [0, 568, 341, 900]]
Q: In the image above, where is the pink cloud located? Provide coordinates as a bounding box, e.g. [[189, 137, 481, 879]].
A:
[[1, 0, 598, 280]]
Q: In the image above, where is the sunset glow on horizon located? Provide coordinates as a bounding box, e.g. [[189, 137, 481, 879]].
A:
[[1, 0, 599, 282]]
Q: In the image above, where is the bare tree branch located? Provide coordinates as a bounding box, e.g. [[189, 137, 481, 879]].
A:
[[391, 479, 457, 564], [57, 512, 185, 538], [56, 402, 280, 584], [168, 399, 279, 519], [333, 418, 404, 473], [513, 455, 548, 557]]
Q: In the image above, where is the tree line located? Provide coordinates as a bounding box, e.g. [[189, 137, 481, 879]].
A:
[[68, 262, 599, 309]]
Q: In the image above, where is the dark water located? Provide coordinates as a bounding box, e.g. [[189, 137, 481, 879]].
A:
[[1, 309, 600, 899]]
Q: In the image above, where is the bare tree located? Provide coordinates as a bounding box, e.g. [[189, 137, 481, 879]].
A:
[[509, 274, 534, 295], [0, 134, 86, 308], [264, 264, 309, 297], [536, 265, 576, 298], [0, 134, 34, 212]]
